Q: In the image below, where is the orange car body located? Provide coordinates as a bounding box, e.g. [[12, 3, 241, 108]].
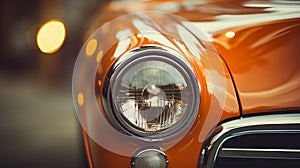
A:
[[73, 0, 300, 167]]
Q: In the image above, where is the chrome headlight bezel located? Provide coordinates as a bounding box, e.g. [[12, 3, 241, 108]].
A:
[[102, 46, 200, 140]]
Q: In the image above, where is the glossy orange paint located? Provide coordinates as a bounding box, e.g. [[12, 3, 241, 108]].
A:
[[213, 18, 300, 114]]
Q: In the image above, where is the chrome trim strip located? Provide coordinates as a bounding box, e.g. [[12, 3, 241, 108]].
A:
[[200, 113, 300, 168], [222, 148, 300, 153], [220, 148, 300, 160], [211, 114, 300, 145]]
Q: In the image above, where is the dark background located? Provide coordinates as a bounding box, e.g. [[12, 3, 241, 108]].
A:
[[0, 0, 108, 167]]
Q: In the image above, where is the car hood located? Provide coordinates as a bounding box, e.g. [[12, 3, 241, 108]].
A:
[[202, 1, 300, 115], [212, 17, 300, 115]]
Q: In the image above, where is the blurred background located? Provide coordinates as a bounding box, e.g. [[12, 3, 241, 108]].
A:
[[0, 0, 109, 167]]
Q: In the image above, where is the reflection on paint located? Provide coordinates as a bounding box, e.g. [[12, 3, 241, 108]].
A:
[[225, 31, 235, 38], [96, 50, 103, 62], [192, 1, 300, 36], [77, 92, 84, 106], [86, 39, 97, 56], [132, 19, 176, 50], [113, 29, 132, 58]]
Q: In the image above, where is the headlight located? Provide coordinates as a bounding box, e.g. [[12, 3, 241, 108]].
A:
[[103, 47, 200, 139]]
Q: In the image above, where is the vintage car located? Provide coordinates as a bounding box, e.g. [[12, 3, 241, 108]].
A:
[[72, 0, 300, 167]]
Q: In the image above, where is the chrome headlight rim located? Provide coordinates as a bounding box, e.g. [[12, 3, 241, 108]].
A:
[[102, 46, 200, 140]]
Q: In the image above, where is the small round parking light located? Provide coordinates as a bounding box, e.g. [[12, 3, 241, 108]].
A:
[[132, 149, 168, 168]]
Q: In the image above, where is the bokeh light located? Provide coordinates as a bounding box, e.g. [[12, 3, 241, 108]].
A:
[[36, 20, 66, 54]]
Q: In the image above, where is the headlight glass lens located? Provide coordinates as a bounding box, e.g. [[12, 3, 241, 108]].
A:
[[106, 49, 199, 137]]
